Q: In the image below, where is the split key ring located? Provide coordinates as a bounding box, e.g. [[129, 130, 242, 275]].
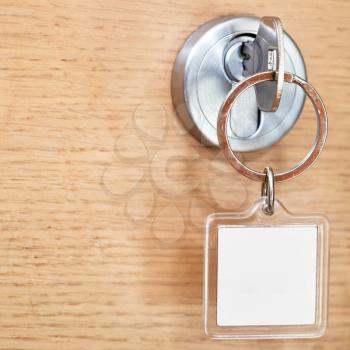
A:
[[217, 71, 328, 182]]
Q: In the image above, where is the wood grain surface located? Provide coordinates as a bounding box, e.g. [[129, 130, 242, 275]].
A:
[[0, 1, 349, 349]]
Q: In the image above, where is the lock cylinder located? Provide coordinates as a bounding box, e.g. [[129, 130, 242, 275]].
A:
[[171, 16, 307, 152]]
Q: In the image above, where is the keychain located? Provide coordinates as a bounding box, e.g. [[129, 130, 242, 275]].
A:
[[204, 71, 329, 339], [171, 14, 329, 339]]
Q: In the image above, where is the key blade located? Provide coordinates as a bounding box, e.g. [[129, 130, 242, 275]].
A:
[[241, 42, 254, 74]]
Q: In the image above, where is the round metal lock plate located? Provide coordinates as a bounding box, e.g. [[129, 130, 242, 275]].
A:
[[171, 16, 307, 152]]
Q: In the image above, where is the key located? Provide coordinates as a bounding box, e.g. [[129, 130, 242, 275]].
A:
[[242, 16, 285, 112]]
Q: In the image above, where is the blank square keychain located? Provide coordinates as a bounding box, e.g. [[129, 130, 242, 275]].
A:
[[217, 225, 318, 327], [203, 70, 329, 339]]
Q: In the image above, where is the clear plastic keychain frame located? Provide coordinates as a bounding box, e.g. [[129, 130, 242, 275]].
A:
[[204, 198, 329, 339], [202, 69, 329, 339]]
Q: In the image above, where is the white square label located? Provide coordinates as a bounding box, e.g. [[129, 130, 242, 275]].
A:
[[217, 225, 318, 326]]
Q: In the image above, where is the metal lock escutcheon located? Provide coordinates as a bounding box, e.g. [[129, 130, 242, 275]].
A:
[[171, 16, 307, 152]]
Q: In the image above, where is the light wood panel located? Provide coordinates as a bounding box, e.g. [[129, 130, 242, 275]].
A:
[[0, 1, 349, 349]]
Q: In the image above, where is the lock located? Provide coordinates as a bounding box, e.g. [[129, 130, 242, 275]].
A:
[[171, 16, 307, 152]]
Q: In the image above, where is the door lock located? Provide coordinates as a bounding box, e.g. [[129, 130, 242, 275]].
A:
[[171, 16, 306, 152]]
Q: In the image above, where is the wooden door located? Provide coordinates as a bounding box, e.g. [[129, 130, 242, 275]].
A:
[[0, 1, 349, 349]]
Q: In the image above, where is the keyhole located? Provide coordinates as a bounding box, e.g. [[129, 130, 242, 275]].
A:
[[223, 34, 254, 82], [224, 35, 261, 139]]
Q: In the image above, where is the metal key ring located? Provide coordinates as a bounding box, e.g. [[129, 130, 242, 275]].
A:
[[217, 71, 328, 182], [261, 166, 275, 215]]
